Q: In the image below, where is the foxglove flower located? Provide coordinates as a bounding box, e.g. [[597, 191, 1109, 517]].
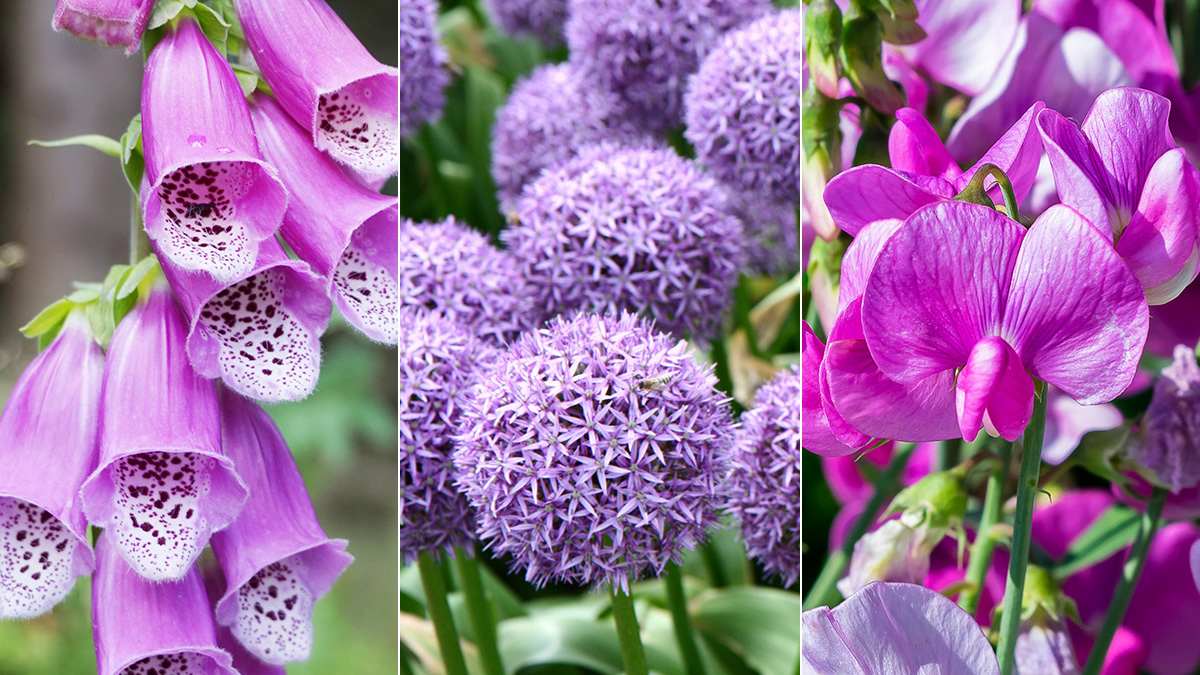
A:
[[1038, 87, 1200, 304], [401, 310, 497, 562], [400, 217, 537, 347], [159, 240, 331, 403], [483, 0, 567, 48], [141, 17, 288, 283], [505, 145, 743, 342], [249, 92, 397, 344], [0, 310, 102, 618], [1127, 344, 1200, 492], [453, 312, 734, 592], [803, 582, 1001, 674], [92, 534, 236, 675], [80, 280, 248, 580], [211, 388, 352, 665], [490, 63, 647, 210], [236, 0, 399, 176], [397, 0, 448, 141], [685, 8, 801, 204], [727, 365, 799, 586], [565, 0, 770, 133], [51, 0, 153, 53]]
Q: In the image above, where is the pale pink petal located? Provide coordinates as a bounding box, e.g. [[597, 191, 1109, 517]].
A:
[[1115, 148, 1200, 303]]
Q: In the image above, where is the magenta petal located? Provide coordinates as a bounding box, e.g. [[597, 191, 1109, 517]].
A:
[[92, 534, 236, 675], [1042, 392, 1123, 465], [141, 18, 288, 283], [1191, 540, 1200, 595], [249, 92, 397, 343], [837, 219, 903, 317], [1080, 87, 1176, 212], [210, 388, 351, 665], [863, 201, 1024, 383], [822, 165, 948, 236], [1115, 148, 1200, 303], [1002, 205, 1149, 404], [897, 0, 1020, 96], [802, 323, 862, 457], [1123, 523, 1200, 674], [889, 108, 961, 181], [964, 101, 1046, 206], [955, 337, 1035, 442], [52, 0, 153, 53], [1037, 107, 1114, 235], [234, 0, 398, 177], [802, 582, 1001, 674], [80, 283, 249, 580], [1035, 0, 1177, 83], [0, 312, 102, 618]]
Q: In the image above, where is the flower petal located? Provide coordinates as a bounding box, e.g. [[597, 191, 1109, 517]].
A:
[[822, 165, 948, 237], [1037, 107, 1114, 236], [802, 323, 863, 457], [1123, 523, 1200, 674], [1115, 148, 1200, 302], [963, 101, 1046, 206], [889, 108, 962, 181], [955, 336, 1035, 442], [897, 0, 1020, 96], [838, 219, 904, 318], [1079, 87, 1176, 216]]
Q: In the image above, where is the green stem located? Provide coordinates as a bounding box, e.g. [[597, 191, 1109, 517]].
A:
[[802, 442, 916, 610], [665, 564, 705, 675], [959, 440, 1012, 615], [130, 193, 151, 265], [699, 543, 728, 588], [453, 548, 505, 675], [611, 587, 649, 675], [1080, 487, 1167, 675], [953, 163, 1020, 222], [417, 552, 468, 675], [996, 390, 1049, 675]]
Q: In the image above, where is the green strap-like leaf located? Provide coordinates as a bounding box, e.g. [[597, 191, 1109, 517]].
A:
[[27, 134, 121, 157]]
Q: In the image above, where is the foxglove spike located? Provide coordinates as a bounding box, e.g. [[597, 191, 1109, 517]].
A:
[[159, 240, 332, 403], [0, 311, 102, 618], [52, 0, 154, 53], [80, 281, 248, 581], [141, 17, 288, 283], [92, 533, 236, 675], [235, 0, 399, 177], [248, 92, 397, 344], [211, 387, 351, 665]]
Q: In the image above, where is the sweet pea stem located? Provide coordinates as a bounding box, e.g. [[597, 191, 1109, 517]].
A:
[[959, 439, 1012, 616], [1080, 487, 1168, 675], [996, 389, 1049, 675], [802, 442, 916, 611], [416, 551, 469, 675], [611, 586, 649, 675], [453, 548, 505, 675], [665, 564, 706, 675], [953, 163, 1021, 222]]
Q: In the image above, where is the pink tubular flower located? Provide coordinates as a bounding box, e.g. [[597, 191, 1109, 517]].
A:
[[51, 0, 153, 53], [1038, 87, 1200, 304], [235, 0, 398, 178], [141, 17, 288, 283], [80, 280, 248, 581], [248, 92, 397, 344], [0, 310, 102, 618]]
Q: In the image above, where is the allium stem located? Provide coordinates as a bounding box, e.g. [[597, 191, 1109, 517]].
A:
[[416, 551, 468, 675], [611, 587, 649, 675], [452, 548, 505, 675], [958, 438, 1011, 616], [996, 389, 1048, 675], [802, 442, 916, 611], [665, 564, 705, 675], [699, 543, 728, 588], [1080, 486, 1167, 675]]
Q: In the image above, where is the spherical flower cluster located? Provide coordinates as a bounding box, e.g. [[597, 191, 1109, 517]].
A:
[[483, 0, 569, 48], [400, 309, 498, 562], [504, 145, 744, 342], [727, 365, 800, 586], [453, 311, 734, 592], [491, 63, 648, 210], [400, 0, 448, 139], [565, 0, 771, 133], [728, 190, 800, 276], [399, 217, 539, 346], [685, 8, 802, 203]]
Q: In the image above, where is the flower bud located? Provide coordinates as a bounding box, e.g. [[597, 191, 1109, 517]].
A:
[[839, 6, 905, 114], [805, 0, 842, 99], [803, 85, 843, 241], [836, 518, 934, 597]]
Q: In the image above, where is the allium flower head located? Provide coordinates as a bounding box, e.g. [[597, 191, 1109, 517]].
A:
[[1129, 344, 1200, 492], [398, 0, 448, 140], [727, 364, 800, 586], [505, 145, 743, 342], [566, 0, 771, 133], [453, 311, 734, 592], [399, 217, 537, 346], [400, 310, 498, 562], [728, 190, 799, 276], [491, 62, 648, 210], [52, 0, 154, 53], [685, 8, 802, 203], [483, 0, 568, 48]]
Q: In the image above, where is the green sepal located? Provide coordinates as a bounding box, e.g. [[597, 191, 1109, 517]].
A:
[[231, 65, 262, 98], [21, 289, 103, 350], [886, 468, 968, 533], [119, 115, 144, 195], [839, 5, 905, 114], [867, 0, 926, 45], [805, 0, 843, 96], [27, 134, 122, 158], [88, 257, 162, 350], [144, 1, 232, 55]]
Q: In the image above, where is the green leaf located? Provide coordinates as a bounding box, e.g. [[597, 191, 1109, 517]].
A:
[[692, 587, 802, 675], [20, 299, 74, 339], [120, 115, 144, 195], [498, 617, 625, 674], [191, 3, 232, 48], [27, 134, 121, 157], [116, 256, 160, 300], [1052, 505, 1140, 580], [231, 65, 260, 98]]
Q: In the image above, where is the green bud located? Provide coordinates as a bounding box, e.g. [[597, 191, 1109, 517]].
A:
[[805, 0, 843, 97], [869, 0, 926, 45], [802, 85, 844, 240], [887, 468, 968, 534], [839, 5, 905, 114]]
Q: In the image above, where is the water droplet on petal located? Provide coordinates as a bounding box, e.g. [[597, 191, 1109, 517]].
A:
[[187, 134, 206, 147]]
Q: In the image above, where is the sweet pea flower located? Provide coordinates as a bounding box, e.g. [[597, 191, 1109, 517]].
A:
[[802, 322, 869, 455], [1032, 0, 1176, 86], [1038, 87, 1200, 304]]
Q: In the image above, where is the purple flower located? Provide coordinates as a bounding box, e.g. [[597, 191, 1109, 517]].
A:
[[565, 0, 770, 133], [235, 0, 399, 177], [210, 387, 352, 665], [729, 190, 799, 277], [483, 0, 568, 48], [0, 311, 102, 618], [159, 241, 332, 403], [398, 0, 448, 141], [802, 323, 870, 455], [1034, 0, 1177, 86], [727, 365, 799, 586], [490, 63, 647, 210], [453, 312, 734, 592], [51, 0, 153, 53], [504, 145, 743, 342], [400, 310, 497, 563], [1038, 87, 1200, 304], [141, 17, 289, 283], [79, 280, 248, 580], [803, 582, 1001, 674], [91, 533, 236, 675], [399, 217, 537, 347], [684, 8, 801, 204], [248, 92, 397, 344], [1127, 344, 1200, 492], [1041, 388, 1123, 465]]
